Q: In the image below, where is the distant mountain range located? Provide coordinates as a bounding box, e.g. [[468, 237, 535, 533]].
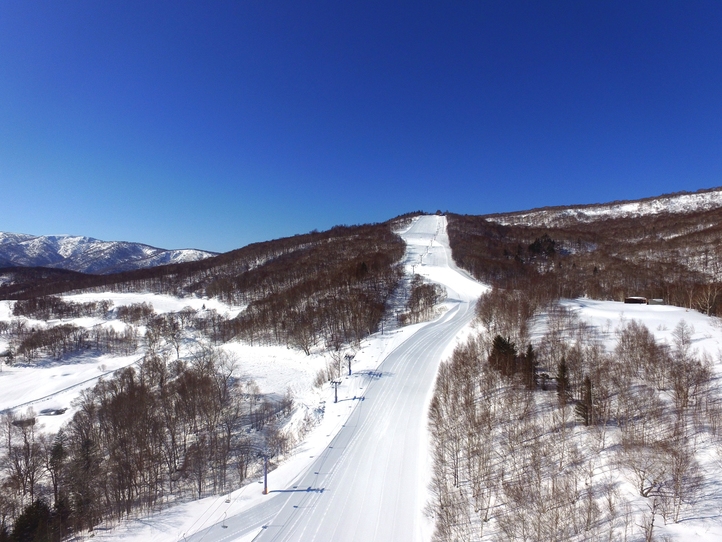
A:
[[0, 232, 216, 274]]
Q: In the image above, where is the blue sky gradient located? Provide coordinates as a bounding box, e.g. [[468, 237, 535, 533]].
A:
[[1, 1, 721, 252]]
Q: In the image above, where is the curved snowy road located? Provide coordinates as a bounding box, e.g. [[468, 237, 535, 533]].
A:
[[188, 216, 485, 542]]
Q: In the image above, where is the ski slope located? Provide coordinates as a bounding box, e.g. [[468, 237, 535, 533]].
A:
[[185, 215, 486, 542]]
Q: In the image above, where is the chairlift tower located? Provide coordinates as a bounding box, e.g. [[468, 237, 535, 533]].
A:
[[263, 453, 269, 495]]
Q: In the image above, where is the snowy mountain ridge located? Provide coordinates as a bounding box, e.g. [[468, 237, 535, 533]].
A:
[[486, 186, 722, 227], [0, 231, 216, 274]]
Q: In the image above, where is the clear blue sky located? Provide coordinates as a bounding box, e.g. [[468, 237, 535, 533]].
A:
[[1, 1, 721, 252]]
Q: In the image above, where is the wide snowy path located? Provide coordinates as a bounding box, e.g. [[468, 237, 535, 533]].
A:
[[188, 215, 484, 542]]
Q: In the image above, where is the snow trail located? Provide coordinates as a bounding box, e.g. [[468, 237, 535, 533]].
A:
[[187, 215, 486, 542]]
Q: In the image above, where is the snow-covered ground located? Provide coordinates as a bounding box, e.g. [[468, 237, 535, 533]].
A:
[[0, 216, 486, 542], [24, 215, 480, 542], [488, 187, 722, 227], [0, 292, 244, 433], [6, 217, 722, 540], [554, 298, 722, 358], [532, 299, 722, 541]]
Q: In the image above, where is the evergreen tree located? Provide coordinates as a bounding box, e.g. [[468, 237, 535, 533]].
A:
[[51, 495, 72, 541], [47, 434, 67, 507], [521, 343, 537, 390], [575, 375, 593, 426], [528, 234, 556, 257], [556, 357, 570, 407], [489, 335, 517, 377], [12, 500, 51, 542]]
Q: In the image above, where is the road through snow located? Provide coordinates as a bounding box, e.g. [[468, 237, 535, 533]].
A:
[[187, 216, 485, 542]]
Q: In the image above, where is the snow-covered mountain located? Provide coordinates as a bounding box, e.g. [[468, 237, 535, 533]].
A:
[[486, 187, 722, 227], [0, 232, 216, 274]]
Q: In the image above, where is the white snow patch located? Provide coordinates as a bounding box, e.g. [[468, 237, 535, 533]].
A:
[[490, 189, 722, 227]]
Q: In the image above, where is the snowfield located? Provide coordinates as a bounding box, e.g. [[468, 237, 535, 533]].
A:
[[554, 298, 722, 357], [3, 215, 722, 540]]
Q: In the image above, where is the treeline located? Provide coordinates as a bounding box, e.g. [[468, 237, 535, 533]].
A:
[[116, 302, 155, 325], [15, 324, 90, 361], [446, 207, 722, 315], [12, 296, 113, 320], [428, 287, 721, 540], [0, 268, 87, 301], [10, 323, 139, 361], [0, 347, 293, 539], [5, 300, 237, 362]]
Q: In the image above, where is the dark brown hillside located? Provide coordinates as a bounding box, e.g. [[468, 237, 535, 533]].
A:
[[222, 228, 404, 350], [0, 267, 89, 299], [447, 204, 722, 314]]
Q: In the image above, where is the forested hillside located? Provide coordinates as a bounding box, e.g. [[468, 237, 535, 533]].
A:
[[1, 220, 409, 354], [447, 202, 722, 315]]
